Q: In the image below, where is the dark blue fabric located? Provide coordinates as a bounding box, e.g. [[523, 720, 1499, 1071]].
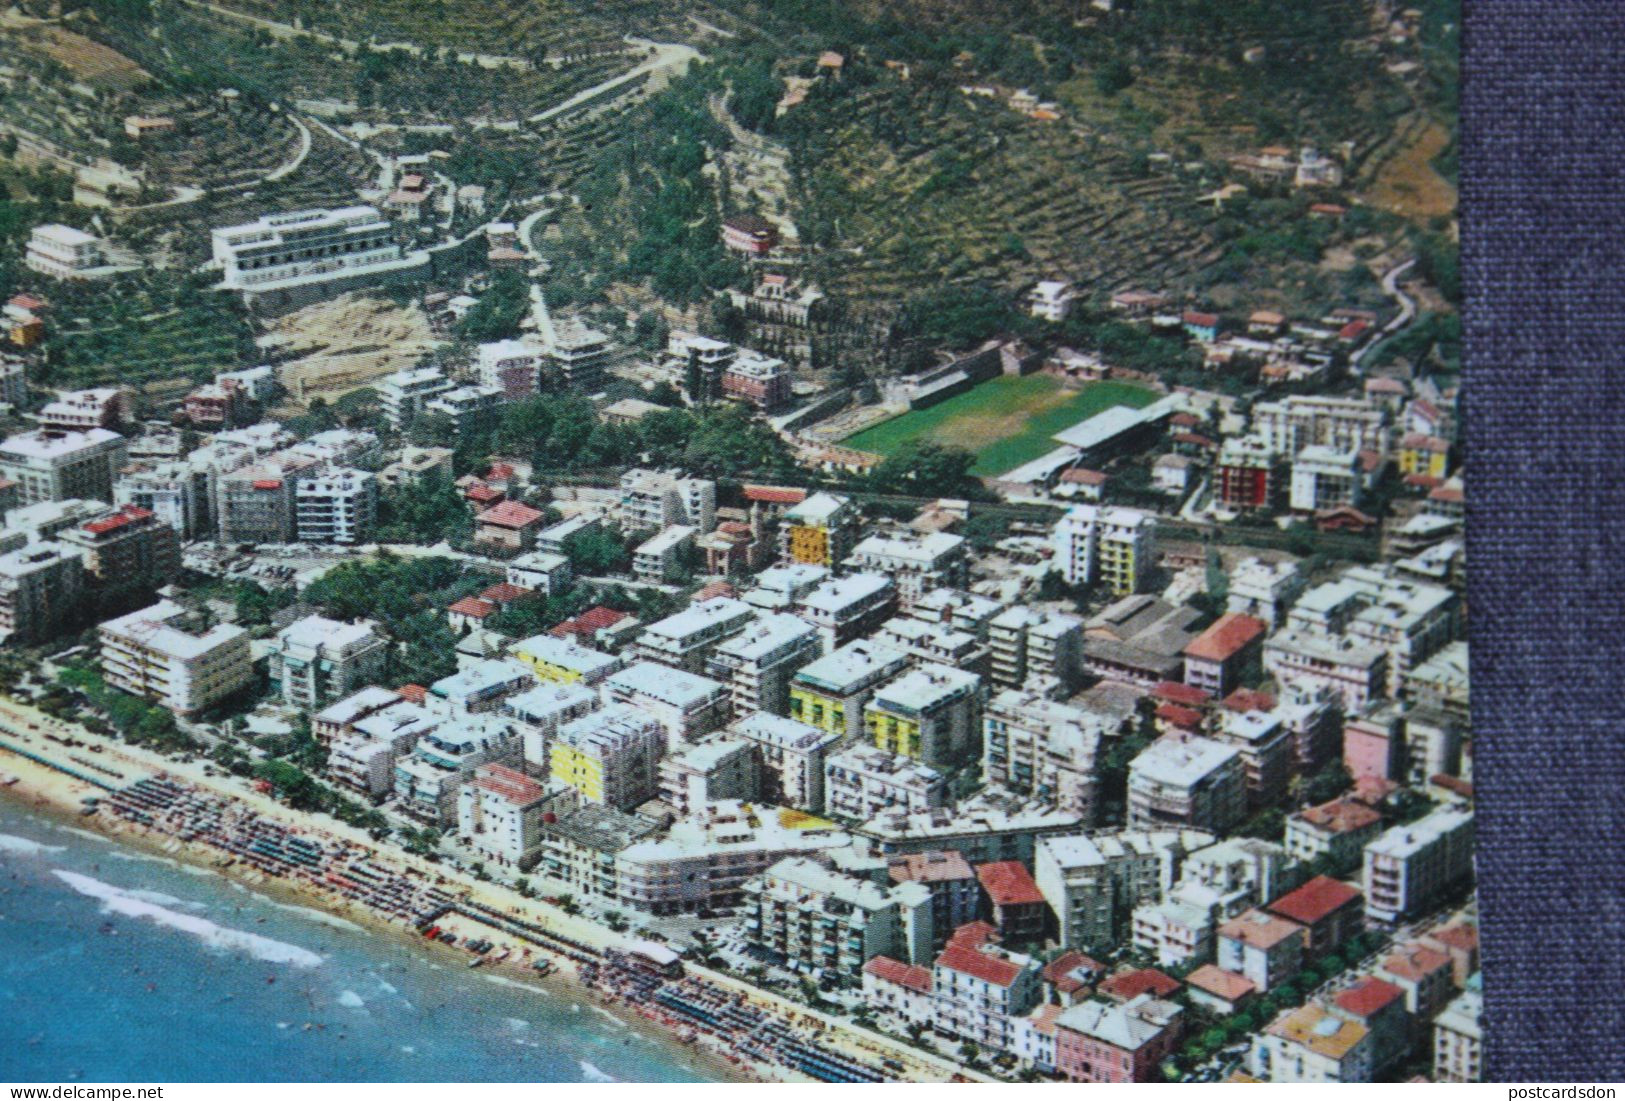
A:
[[1466, 1, 1625, 1083]]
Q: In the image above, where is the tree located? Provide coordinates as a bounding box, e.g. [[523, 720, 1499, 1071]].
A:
[[1095, 59, 1136, 96], [870, 441, 978, 498]]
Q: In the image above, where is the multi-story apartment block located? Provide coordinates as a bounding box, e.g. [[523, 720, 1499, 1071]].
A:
[[1054, 994, 1184, 1083], [510, 633, 626, 686], [97, 600, 252, 716], [425, 658, 534, 717], [911, 587, 1008, 638], [1290, 445, 1363, 513], [1051, 504, 1155, 595], [1433, 989, 1483, 1083], [1226, 557, 1304, 628], [504, 681, 599, 774], [57, 504, 181, 591], [1183, 613, 1267, 697], [845, 532, 968, 608], [1216, 909, 1304, 992], [114, 462, 205, 538], [312, 685, 408, 745], [706, 611, 822, 717], [1252, 393, 1390, 457], [721, 350, 792, 410], [601, 661, 731, 750], [731, 712, 839, 813], [788, 640, 910, 742], [549, 703, 665, 811], [656, 735, 760, 816], [865, 663, 982, 768], [779, 492, 859, 568], [981, 690, 1103, 819], [455, 763, 562, 869], [792, 572, 898, 652], [1285, 796, 1384, 868], [539, 803, 661, 903], [1128, 736, 1247, 834], [1034, 829, 1214, 951], [861, 790, 1084, 865], [1363, 808, 1475, 923], [376, 366, 454, 429], [618, 468, 717, 535], [932, 927, 1045, 1052], [742, 854, 933, 977], [1211, 709, 1294, 810], [0, 543, 83, 644], [394, 713, 524, 825], [25, 223, 108, 280], [873, 616, 989, 675], [475, 338, 546, 399], [635, 597, 758, 674], [546, 322, 609, 391], [0, 428, 127, 505], [211, 206, 429, 308], [505, 550, 572, 597], [1264, 630, 1388, 714], [824, 744, 947, 821], [293, 468, 377, 545], [742, 563, 829, 610], [1215, 435, 1280, 513], [269, 615, 388, 709], [1249, 1004, 1375, 1083], [39, 388, 125, 431], [888, 851, 981, 950], [987, 606, 1084, 691]]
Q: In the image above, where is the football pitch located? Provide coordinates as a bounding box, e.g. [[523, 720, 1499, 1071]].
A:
[[844, 375, 1159, 476]]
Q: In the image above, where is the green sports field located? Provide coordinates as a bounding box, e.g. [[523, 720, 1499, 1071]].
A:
[[844, 375, 1160, 476]]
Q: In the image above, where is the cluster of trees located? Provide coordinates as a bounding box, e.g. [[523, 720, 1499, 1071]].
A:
[[56, 662, 198, 754], [303, 553, 484, 686], [457, 268, 531, 343]]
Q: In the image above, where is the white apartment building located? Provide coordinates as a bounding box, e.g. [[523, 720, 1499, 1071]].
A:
[[376, 366, 454, 429], [791, 571, 898, 652], [423, 384, 502, 434], [1252, 393, 1390, 457], [601, 661, 732, 750], [742, 563, 829, 610], [845, 531, 968, 608], [0, 428, 128, 505], [39, 388, 124, 431], [635, 597, 758, 674], [98, 600, 253, 716], [618, 468, 717, 535], [742, 853, 933, 976], [425, 658, 534, 717], [1227, 556, 1305, 628], [114, 462, 205, 538], [1128, 736, 1247, 834], [731, 712, 840, 813], [0, 543, 84, 644], [1433, 990, 1483, 1083], [211, 205, 429, 306], [656, 736, 760, 816], [1249, 1004, 1375, 1083], [294, 467, 377, 545], [706, 611, 824, 717], [396, 713, 524, 824], [911, 587, 1008, 637], [476, 338, 545, 399], [1033, 828, 1214, 951], [987, 606, 1084, 690], [1290, 445, 1363, 513], [547, 322, 609, 390], [823, 744, 946, 821], [509, 633, 625, 686], [618, 802, 857, 918], [1264, 630, 1388, 714], [982, 690, 1103, 819], [505, 550, 572, 596], [503, 680, 599, 774], [874, 616, 989, 674], [24, 224, 108, 280], [456, 763, 559, 869], [1050, 503, 1155, 595], [1027, 280, 1076, 322], [269, 615, 388, 709], [933, 932, 1046, 1052], [1363, 807, 1476, 923]]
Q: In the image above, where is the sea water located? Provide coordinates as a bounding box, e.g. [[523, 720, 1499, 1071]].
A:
[[0, 805, 715, 1083]]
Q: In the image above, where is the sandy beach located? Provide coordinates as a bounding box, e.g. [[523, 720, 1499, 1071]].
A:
[[0, 695, 985, 1085]]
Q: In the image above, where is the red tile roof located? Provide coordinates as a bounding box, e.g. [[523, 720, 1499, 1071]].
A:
[[1296, 797, 1383, 835], [1380, 946, 1452, 983], [1187, 964, 1257, 1002], [398, 684, 428, 704], [1153, 681, 1211, 707], [1184, 613, 1267, 663], [936, 943, 1023, 988], [1428, 923, 1479, 952], [976, 861, 1045, 907], [479, 582, 532, 605], [448, 597, 496, 618], [465, 484, 504, 503], [478, 500, 544, 529], [863, 955, 933, 994], [695, 580, 737, 601], [1099, 968, 1180, 1001], [1267, 875, 1362, 926], [1060, 467, 1107, 486], [551, 606, 629, 640], [1156, 703, 1204, 729], [1222, 688, 1277, 713], [1183, 311, 1220, 328], [83, 504, 153, 535], [947, 921, 999, 948], [1219, 909, 1303, 950], [1043, 951, 1106, 994], [744, 484, 808, 506], [1170, 412, 1202, 428], [1334, 976, 1404, 1018], [474, 763, 547, 804]]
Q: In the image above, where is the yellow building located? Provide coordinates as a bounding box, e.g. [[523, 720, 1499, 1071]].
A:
[[510, 633, 624, 686], [548, 704, 662, 810], [789, 683, 846, 737], [777, 491, 856, 567], [862, 663, 981, 767], [1097, 536, 1141, 597], [550, 740, 606, 802], [1399, 434, 1450, 480], [867, 708, 922, 758]]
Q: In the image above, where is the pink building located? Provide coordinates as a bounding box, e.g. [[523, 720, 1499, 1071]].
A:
[[1054, 993, 1183, 1082], [1343, 711, 1402, 783]]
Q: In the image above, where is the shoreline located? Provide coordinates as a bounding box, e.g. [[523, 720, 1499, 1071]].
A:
[[0, 696, 984, 1084]]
